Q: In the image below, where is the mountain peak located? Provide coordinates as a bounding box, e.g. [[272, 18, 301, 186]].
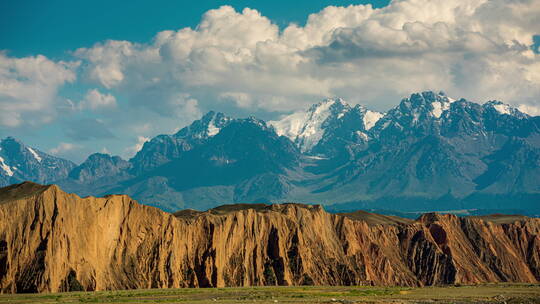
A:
[[1, 138, 46, 164], [1, 136, 22, 143], [176, 111, 232, 139], [86, 152, 125, 162], [69, 153, 130, 183], [404, 91, 454, 106], [0, 138, 76, 185], [483, 100, 526, 118], [393, 91, 456, 121], [270, 98, 354, 152], [270, 97, 388, 153], [309, 97, 350, 115], [0, 137, 25, 150]]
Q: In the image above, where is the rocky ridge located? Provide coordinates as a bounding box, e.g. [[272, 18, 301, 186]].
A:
[[0, 182, 538, 293], [0, 137, 76, 187]]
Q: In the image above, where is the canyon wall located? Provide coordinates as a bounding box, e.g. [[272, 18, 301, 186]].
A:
[[0, 182, 539, 293]]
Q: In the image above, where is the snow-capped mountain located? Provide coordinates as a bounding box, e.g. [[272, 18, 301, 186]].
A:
[[369, 92, 537, 144], [0, 137, 76, 187], [269, 98, 384, 157], [124, 116, 297, 211], [270, 98, 350, 152], [129, 111, 232, 174], [321, 92, 539, 208], [4, 91, 539, 214]]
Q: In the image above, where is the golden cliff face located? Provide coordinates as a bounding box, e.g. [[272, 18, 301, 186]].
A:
[[0, 182, 538, 293]]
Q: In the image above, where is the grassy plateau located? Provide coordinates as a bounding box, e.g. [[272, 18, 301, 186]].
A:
[[0, 284, 539, 303]]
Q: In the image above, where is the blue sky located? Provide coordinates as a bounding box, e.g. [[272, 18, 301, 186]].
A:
[[1, 0, 390, 58], [0, 0, 539, 163]]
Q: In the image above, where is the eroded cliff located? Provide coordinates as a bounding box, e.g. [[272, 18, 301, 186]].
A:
[[0, 182, 538, 293]]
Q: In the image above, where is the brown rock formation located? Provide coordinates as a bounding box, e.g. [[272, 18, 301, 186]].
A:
[[0, 182, 539, 293]]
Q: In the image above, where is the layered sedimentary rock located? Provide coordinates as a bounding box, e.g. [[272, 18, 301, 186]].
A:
[[0, 182, 539, 293]]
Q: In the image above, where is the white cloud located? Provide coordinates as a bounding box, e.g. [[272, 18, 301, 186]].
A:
[[0, 53, 78, 127], [518, 104, 540, 116], [219, 92, 252, 108], [124, 136, 150, 158], [71, 1, 539, 115], [80, 89, 117, 110], [74, 40, 135, 88], [168, 93, 202, 120], [131, 123, 152, 134], [49, 142, 80, 155]]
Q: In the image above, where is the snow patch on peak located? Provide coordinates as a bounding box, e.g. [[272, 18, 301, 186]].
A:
[[484, 101, 528, 118], [430, 95, 454, 119], [310, 98, 345, 114], [291, 99, 335, 151], [305, 155, 328, 160], [431, 102, 444, 118], [27, 147, 42, 162], [363, 110, 384, 130], [492, 103, 511, 115], [270, 98, 347, 152], [270, 111, 308, 139], [207, 115, 221, 137], [322, 97, 346, 106], [356, 131, 369, 141], [0, 156, 14, 176]]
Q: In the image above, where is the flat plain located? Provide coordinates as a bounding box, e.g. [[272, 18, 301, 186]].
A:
[[0, 284, 539, 303]]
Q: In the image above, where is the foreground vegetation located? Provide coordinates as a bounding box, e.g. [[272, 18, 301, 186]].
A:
[[0, 284, 538, 303]]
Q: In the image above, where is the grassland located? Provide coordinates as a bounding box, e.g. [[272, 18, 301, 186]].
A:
[[0, 284, 538, 303]]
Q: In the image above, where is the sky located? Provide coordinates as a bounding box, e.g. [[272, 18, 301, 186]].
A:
[[1, 0, 539, 163]]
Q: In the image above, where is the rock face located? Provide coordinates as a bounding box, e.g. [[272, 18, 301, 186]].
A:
[[0, 182, 539, 293]]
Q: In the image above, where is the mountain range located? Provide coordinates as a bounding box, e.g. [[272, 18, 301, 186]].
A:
[[1, 91, 539, 213]]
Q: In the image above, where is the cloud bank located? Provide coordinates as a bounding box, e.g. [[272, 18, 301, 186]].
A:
[[0, 53, 78, 127], [73, 0, 540, 114]]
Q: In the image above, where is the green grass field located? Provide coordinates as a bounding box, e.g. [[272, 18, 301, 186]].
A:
[[0, 284, 538, 303]]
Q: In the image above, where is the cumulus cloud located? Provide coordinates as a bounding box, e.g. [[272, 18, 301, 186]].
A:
[[219, 92, 253, 108], [48, 142, 90, 163], [168, 93, 202, 120], [0, 53, 78, 127], [49, 142, 80, 155], [74, 40, 135, 88], [124, 136, 150, 158], [518, 104, 540, 116], [71, 0, 540, 114], [79, 89, 117, 110]]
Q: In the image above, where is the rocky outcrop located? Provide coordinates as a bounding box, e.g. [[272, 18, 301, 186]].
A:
[[0, 182, 538, 293]]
